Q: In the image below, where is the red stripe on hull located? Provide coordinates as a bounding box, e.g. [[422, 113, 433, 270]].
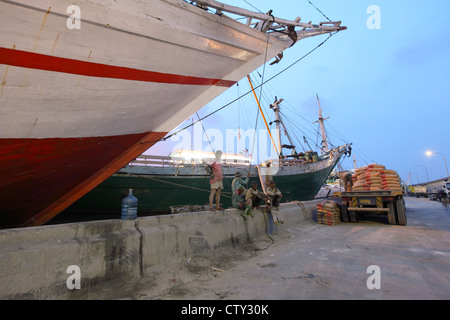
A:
[[0, 131, 167, 228], [0, 47, 237, 87]]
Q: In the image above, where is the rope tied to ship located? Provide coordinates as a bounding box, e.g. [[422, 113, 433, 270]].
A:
[[144, 176, 232, 199]]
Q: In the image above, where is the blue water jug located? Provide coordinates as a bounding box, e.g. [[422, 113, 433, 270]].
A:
[[121, 189, 138, 220]]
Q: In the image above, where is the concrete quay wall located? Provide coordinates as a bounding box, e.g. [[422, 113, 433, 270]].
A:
[[0, 200, 320, 299]]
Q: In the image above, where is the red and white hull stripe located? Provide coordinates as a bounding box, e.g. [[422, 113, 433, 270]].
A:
[[0, 0, 297, 227]]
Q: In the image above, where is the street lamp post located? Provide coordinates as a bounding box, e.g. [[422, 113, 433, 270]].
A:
[[412, 172, 419, 184], [426, 151, 450, 179], [415, 165, 429, 182]]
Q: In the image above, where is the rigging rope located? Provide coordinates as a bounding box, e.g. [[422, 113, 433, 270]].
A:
[[242, 0, 262, 13], [307, 0, 332, 22], [249, 30, 273, 164], [141, 32, 337, 145], [247, 75, 279, 157], [145, 176, 233, 199], [321, 120, 374, 165], [196, 112, 214, 153]]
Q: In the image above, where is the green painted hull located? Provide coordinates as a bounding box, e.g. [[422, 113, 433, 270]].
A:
[[62, 153, 342, 216]]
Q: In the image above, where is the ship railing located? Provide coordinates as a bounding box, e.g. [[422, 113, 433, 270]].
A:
[[265, 146, 350, 168], [278, 158, 309, 167], [125, 154, 252, 168]]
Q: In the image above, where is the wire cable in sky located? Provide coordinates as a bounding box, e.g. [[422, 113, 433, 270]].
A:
[[307, 0, 332, 22], [242, 0, 262, 13], [141, 32, 338, 145]]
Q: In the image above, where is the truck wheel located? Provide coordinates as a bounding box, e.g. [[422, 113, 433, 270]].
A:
[[340, 204, 350, 222], [349, 210, 358, 223], [396, 197, 407, 226], [387, 202, 397, 225]]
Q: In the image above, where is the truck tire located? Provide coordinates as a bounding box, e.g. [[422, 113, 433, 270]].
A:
[[395, 197, 407, 226], [349, 210, 358, 223], [387, 202, 397, 225], [340, 204, 350, 222]]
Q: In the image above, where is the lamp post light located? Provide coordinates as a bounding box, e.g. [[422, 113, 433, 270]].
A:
[[426, 151, 449, 179], [411, 172, 419, 184], [415, 165, 429, 183]]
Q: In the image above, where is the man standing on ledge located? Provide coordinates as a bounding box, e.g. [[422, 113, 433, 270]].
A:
[[204, 150, 224, 211]]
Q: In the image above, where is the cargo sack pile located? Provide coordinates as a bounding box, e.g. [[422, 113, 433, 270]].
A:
[[317, 200, 341, 225], [352, 164, 402, 192]]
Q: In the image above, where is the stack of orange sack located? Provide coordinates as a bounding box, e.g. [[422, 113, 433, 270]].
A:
[[316, 200, 341, 225], [352, 163, 402, 192], [379, 169, 403, 192]]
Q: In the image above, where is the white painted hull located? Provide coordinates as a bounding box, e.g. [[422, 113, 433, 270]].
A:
[[0, 0, 294, 139]]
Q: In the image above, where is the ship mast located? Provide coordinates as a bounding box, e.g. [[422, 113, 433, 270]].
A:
[[313, 94, 330, 154], [270, 97, 297, 158], [271, 98, 283, 155]]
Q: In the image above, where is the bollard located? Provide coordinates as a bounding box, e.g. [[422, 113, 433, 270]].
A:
[[121, 189, 138, 220]]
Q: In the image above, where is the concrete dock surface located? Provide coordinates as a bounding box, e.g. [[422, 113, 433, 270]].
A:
[[77, 196, 450, 300]]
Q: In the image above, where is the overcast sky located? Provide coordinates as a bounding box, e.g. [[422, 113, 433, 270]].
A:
[[148, 0, 450, 185]]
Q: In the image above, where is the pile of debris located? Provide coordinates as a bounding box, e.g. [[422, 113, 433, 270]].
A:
[[352, 164, 402, 192], [316, 200, 341, 226]]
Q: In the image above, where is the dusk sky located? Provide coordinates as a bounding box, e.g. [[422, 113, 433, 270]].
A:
[[148, 0, 450, 185]]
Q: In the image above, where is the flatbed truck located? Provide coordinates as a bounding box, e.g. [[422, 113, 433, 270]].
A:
[[412, 185, 428, 198], [338, 190, 407, 226]]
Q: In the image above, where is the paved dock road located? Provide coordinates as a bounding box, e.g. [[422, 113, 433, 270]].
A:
[[81, 196, 450, 300]]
